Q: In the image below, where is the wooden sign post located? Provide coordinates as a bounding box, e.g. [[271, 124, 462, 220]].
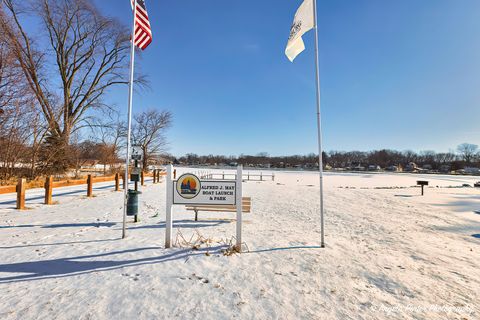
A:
[[44, 176, 53, 205], [417, 180, 429, 196], [16, 178, 26, 210], [87, 175, 93, 197]]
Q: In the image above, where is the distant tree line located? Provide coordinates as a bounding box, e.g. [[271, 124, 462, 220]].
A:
[[169, 143, 480, 172], [325, 145, 476, 171]]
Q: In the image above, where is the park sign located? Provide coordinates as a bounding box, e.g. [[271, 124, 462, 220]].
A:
[[165, 165, 244, 251], [173, 173, 236, 205]]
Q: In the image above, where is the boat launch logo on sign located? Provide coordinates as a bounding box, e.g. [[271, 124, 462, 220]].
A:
[[176, 174, 201, 199]]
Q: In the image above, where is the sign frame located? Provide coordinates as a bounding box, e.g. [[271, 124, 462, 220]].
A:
[[165, 165, 243, 251]]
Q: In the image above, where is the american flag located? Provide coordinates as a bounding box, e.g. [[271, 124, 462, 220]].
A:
[[131, 0, 152, 50]]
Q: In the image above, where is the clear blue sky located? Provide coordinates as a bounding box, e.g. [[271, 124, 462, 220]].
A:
[[93, 0, 480, 156]]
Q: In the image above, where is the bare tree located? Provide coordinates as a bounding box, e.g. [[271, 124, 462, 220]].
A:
[[0, 42, 16, 114], [434, 152, 457, 164], [90, 111, 126, 174], [0, 21, 42, 179], [132, 110, 172, 170], [0, 103, 33, 179], [70, 138, 97, 178], [457, 143, 478, 163], [1, 0, 137, 170], [27, 111, 49, 177], [0, 26, 27, 130]]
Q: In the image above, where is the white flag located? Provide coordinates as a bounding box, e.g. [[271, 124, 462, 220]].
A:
[[285, 0, 315, 62]]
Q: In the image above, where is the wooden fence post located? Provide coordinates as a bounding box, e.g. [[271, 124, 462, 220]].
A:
[[16, 178, 26, 210], [141, 171, 145, 186], [173, 169, 177, 179], [115, 173, 120, 191], [87, 175, 93, 197], [44, 176, 53, 205]]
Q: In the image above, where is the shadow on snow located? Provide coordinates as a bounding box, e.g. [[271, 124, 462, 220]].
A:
[[0, 222, 116, 229], [0, 219, 229, 231], [247, 245, 324, 253], [0, 238, 119, 250], [0, 245, 228, 283], [128, 219, 232, 230]]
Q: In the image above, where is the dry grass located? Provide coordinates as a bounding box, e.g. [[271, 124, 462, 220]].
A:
[[173, 229, 249, 256], [218, 236, 249, 256], [174, 229, 215, 250]]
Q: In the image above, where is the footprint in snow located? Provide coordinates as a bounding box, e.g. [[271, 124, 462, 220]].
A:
[[179, 273, 209, 284], [122, 273, 141, 281]]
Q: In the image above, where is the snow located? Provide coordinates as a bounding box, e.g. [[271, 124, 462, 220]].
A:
[[0, 170, 479, 319]]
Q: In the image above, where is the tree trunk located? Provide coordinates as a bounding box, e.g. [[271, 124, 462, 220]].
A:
[[142, 146, 148, 172]]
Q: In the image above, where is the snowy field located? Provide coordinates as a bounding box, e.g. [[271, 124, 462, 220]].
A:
[[0, 170, 479, 319]]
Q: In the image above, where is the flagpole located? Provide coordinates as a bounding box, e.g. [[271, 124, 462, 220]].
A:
[[312, 0, 325, 248], [123, 0, 138, 239]]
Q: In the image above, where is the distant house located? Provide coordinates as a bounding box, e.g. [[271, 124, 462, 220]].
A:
[[80, 160, 103, 172], [464, 167, 480, 175], [404, 162, 418, 172], [386, 165, 399, 172], [352, 165, 366, 171], [439, 165, 451, 173], [422, 164, 433, 170], [368, 165, 381, 171]]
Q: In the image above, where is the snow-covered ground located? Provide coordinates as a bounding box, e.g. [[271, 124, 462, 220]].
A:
[[0, 170, 479, 319]]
